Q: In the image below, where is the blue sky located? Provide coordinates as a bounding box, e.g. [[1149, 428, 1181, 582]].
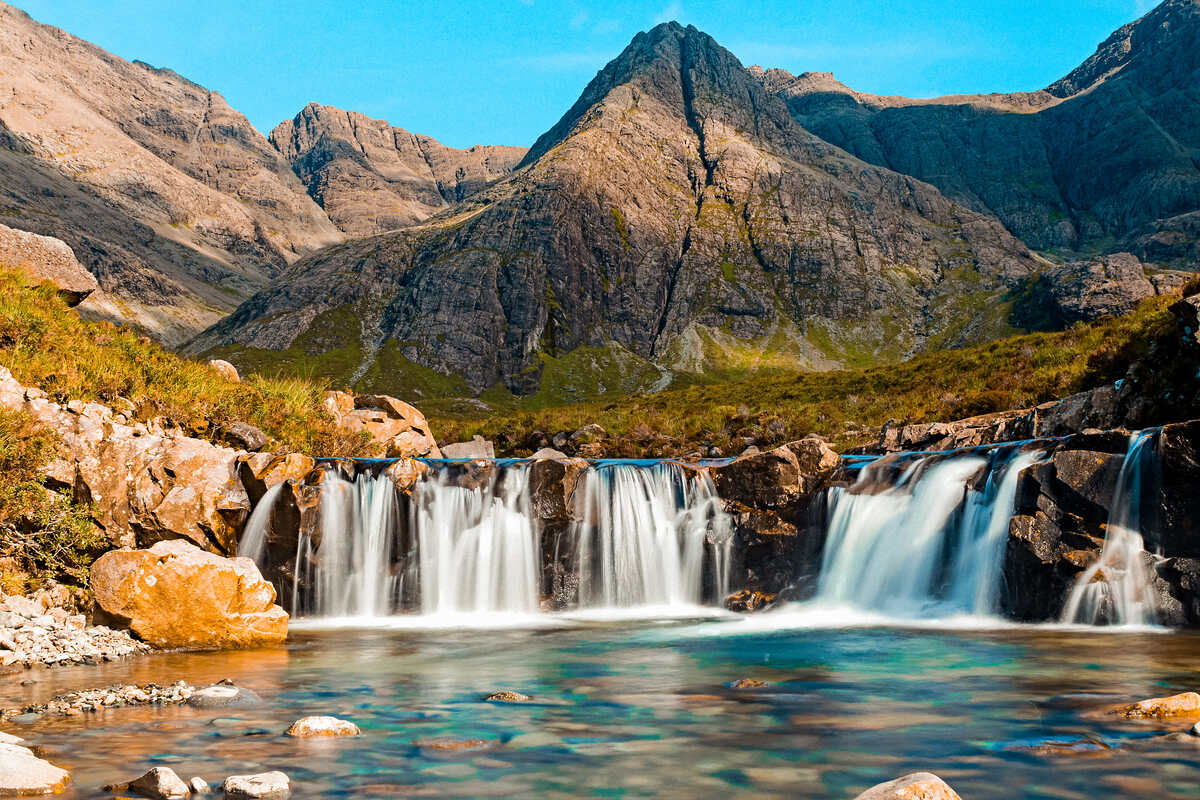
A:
[[12, 0, 1156, 149]]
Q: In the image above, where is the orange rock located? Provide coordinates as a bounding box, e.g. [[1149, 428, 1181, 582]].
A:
[[1116, 691, 1200, 719], [853, 772, 962, 800]]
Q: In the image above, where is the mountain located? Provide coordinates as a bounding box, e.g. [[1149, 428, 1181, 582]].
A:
[[763, 0, 1200, 262], [270, 104, 526, 237], [194, 22, 1038, 399], [0, 1, 344, 342]]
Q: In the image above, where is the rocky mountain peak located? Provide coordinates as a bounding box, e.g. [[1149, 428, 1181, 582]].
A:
[[1048, 0, 1199, 97]]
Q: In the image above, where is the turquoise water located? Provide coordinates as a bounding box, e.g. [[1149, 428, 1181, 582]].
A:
[[5, 613, 1200, 798]]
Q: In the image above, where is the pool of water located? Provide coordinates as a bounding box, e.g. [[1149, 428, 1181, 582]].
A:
[[4, 608, 1200, 798]]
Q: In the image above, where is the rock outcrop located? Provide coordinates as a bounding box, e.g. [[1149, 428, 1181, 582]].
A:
[[271, 103, 526, 236], [90, 540, 288, 649], [0, 222, 98, 305], [0, 366, 250, 553], [321, 391, 441, 458], [196, 22, 1037, 397]]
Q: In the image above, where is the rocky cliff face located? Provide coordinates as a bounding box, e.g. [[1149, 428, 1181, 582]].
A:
[[197, 22, 1038, 396], [271, 104, 526, 237], [764, 0, 1200, 260], [0, 1, 342, 343]]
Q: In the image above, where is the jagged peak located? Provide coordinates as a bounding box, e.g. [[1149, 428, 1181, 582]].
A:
[[1047, 0, 1199, 97]]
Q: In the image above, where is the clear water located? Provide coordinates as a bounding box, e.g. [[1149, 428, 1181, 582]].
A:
[[6, 616, 1200, 799]]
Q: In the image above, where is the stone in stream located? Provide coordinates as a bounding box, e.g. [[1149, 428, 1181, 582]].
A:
[[728, 679, 768, 689], [186, 682, 263, 709], [853, 772, 962, 800], [222, 771, 290, 799], [128, 766, 191, 800], [484, 691, 533, 703], [284, 716, 360, 737], [1114, 691, 1200, 719], [90, 540, 288, 650], [190, 777, 212, 794], [0, 740, 71, 796]]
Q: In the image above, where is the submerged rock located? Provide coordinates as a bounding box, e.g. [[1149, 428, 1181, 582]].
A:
[[484, 691, 533, 703], [222, 771, 290, 800], [728, 679, 768, 689], [90, 540, 288, 649], [853, 772, 961, 800], [0, 740, 70, 796], [4, 680, 194, 720], [186, 682, 262, 709], [129, 766, 190, 800], [284, 716, 360, 737], [1115, 691, 1200, 719]]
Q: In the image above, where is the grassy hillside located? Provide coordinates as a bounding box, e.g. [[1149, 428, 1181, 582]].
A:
[[432, 294, 1184, 457], [0, 269, 369, 456]]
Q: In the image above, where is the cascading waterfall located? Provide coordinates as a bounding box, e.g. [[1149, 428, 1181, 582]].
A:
[[296, 469, 402, 618], [572, 462, 732, 609], [1061, 431, 1159, 626], [237, 481, 284, 564], [815, 448, 1044, 616], [412, 466, 541, 616]]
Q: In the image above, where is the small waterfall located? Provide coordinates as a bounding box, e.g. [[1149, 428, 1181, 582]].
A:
[[237, 482, 284, 564], [572, 462, 732, 608], [297, 470, 402, 618], [1061, 431, 1159, 626], [412, 466, 540, 616], [815, 448, 1043, 616]]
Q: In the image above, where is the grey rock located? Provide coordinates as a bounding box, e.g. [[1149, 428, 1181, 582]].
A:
[[186, 683, 263, 709], [440, 436, 496, 460], [0, 223, 98, 304], [219, 422, 269, 453]]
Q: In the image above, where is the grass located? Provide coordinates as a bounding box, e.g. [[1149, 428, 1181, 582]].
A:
[[433, 294, 1181, 456], [0, 269, 372, 457]]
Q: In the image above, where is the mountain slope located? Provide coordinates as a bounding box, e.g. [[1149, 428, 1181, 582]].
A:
[[0, 1, 342, 342], [195, 22, 1038, 399], [271, 104, 526, 237], [766, 0, 1200, 261]]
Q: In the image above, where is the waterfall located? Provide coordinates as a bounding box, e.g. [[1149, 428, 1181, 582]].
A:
[[412, 466, 541, 616], [297, 470, 403, 618], [237, 482, 284, 564], [815, 448, 1043, 616], [1061, 431, 1159, 626], [572, 462, 732, 609]]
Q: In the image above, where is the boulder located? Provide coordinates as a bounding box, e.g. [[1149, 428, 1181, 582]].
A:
[[207, 360, 241, 383], [0, 367, 250, 554], [440, 436, 495, 459], [712, 439, 838, 509], [129, 767, 190, 800], [1115, 691, 1200, 719], [190, 777, 211, 795], [237, 452, 318, 503], [186, 682, 263, 709], [218, 422, 268, 453], [853, 772, 961, 800], [1041, 254, 1156, 325], [90, 540, 288, 649], [222, 772, 290, 800], [284, 716, 360, 737], [321, 391, 441, 458], [0, 741, 70, 796], [0, 222, 98, 305]]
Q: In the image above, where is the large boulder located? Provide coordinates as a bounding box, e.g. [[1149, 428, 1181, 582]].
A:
[[0, 367, 250, 554], [90, 540, 288, 649], [322, 391, 441, 458], [0, 740, 70, 795], [0, 222, 98, 306], [1040, 253, 1156, 325]]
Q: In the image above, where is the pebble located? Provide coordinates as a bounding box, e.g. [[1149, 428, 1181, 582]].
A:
[[0, 593, 150, 670], [284, 716, 360, 737], [223, 771, 290, 799], [2, 680, 194, 720]]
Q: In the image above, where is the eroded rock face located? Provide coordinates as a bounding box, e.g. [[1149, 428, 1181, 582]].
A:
[[271, 103, 526, 236], [90, 540, 288, 649], [0, 366, 249, 553], [0, 222, 98, 305], [321, 391, 441, 458]]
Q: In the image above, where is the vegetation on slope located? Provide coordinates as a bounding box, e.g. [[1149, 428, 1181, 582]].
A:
[[433, 295, 1183, 457], [0, 270, 368, 456]]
